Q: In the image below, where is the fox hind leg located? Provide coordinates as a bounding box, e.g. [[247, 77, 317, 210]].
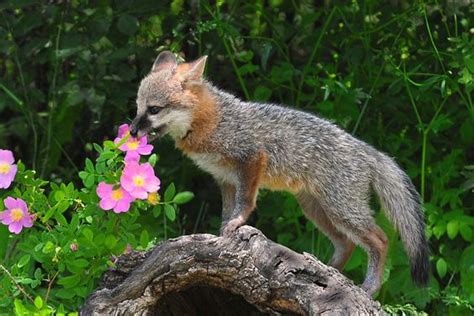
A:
[[325, 203, 389, 296], [296, 192, 355, 271], [358, 224, 388, 295]]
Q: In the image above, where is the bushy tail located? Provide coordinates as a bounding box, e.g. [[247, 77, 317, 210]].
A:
[[371, 152, 429, 286]]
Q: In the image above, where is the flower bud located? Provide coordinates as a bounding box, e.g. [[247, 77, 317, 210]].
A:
[[70, 243, 78, 252]]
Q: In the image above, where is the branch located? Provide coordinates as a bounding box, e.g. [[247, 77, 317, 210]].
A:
[[80, 226, 382, 315]]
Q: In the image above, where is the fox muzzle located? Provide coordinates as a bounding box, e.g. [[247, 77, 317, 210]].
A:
[[130, 115, 151, 137]]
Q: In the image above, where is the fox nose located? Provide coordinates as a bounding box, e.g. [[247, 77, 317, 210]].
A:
[[130, 125, 138, 137]]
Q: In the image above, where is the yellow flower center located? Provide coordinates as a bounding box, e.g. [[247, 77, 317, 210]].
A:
[[147, 192, 159, 205], [10, 208, 24, 222], [127, 140, 140, 150], [133, 176, 145, 187], [111, 189, 123, 201], [0, 162, 10, 174]]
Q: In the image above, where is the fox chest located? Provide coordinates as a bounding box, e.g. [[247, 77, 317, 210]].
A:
[[187, 152, 238, 185]]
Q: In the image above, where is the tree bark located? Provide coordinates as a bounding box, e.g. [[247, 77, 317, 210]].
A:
[[80, 225, 383, 315]]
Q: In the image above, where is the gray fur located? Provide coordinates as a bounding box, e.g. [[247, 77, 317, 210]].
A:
[[130, 52, 429, 296]]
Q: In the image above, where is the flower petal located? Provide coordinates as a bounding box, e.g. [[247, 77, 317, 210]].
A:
[[117, 124, 130, 138], [0, 150, 15, 164], [145, 177, 161, 192], [97, 182, 113, 199], [0, 177, 10, 189], [7, 164, 17, 182], [0, 210, 12, 225], [130, 188, 148, 199], [113, 199, 131, 213], [16, 198, 28, 213], [120, 177, 134, 193], [124, 152, 140, 164], [138, 144, 153, 155], [99, 198, 116, 210], [21, 214, 33, 228], [9, 222, 23, 234], [3, 197, 17, 210]]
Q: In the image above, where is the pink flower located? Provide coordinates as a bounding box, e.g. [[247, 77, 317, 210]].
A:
[[96, 182, 135, 213], [124, 152, 140, 164], [120, 162, 160, 199], [114, 124, 153, 160], [70, 243, 78, 252], [0, 149, 17, 189], [0, 197, 33, 234]]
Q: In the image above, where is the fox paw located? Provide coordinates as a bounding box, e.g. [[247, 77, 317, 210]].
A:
[[360, 281, 380, 297], [221, 218, 244, 237]]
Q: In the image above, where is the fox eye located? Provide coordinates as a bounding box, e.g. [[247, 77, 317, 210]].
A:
[[148, 106, 161, 115]]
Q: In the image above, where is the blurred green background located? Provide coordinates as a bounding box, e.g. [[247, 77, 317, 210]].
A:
[[0, 0, 473, 314]]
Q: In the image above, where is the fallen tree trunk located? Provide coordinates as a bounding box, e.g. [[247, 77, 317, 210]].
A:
[[80, 225, 383, 315]]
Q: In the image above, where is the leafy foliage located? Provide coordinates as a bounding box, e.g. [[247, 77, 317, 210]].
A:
[[0, 139, 191, 314], [0, 0, 473, 314]]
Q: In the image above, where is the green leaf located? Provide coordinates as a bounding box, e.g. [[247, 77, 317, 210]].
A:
[[42, 241, 55, 254], [93, 143, 103, 153], [103, 140, 116, 150], [17, 254, 31, 268], [82, 228, 94, 241], [447, 220, 459, 239], [436, 258, 447, 278], [173, 191, 194, 204], [34, 268, 43, 281], [460, 224, 472, 241], [84, 174, 95, 188], [55, 289, 75, 299], [85, 158, 94, 173], [148, 154, 158, 167], [98, 151, 115, 161], [464, 56, 474, 73], [73, 259, 89, 268], [58, 200, 70, 213], [104, 235, 117, 249], [140, 229, 149, 248], [57, 274, 81, 288], [117, 14, 139, 36], [260, 42, 272, 70], [238, 63, 259, 75], [164, 204, 176, 221], [152, 205, 162, 217], [44, 206, 57, 223], [253, 86, 272, 102], [54, 190, 65, 201], [34, 296, 43, 309], [14, 299, 26, 314], [56, 213, 68, 226], [96, 161, 107, 174], [171, 0, 184, 15], [164, 183, 176, 202]]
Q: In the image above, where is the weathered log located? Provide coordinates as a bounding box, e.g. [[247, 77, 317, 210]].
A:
[[80, 225, 383, 315]]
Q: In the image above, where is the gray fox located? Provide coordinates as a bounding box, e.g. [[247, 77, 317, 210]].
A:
[[129, 51, 429, 295]]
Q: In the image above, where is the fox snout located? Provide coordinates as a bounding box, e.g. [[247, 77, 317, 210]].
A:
[[129, 124, 139, 137], [130, 115, 151, 138]]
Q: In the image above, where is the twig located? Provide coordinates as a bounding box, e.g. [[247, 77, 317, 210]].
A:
[[0, 264, 35, 304], [45, 270, 60, 304]]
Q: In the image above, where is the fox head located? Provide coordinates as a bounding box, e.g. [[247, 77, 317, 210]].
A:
[[130, 51, 208, 140]]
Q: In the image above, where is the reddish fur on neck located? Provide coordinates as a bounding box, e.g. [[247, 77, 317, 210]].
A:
[[175, 83, 219, 154]]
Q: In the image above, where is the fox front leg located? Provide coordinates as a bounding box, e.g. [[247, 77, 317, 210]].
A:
[[219, 182, 236, 234], [221, 152, 266, 237]]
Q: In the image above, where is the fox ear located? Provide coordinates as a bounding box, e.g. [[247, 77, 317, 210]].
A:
[[181, 55, 208, 81], [151, 51, 177, 73]]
